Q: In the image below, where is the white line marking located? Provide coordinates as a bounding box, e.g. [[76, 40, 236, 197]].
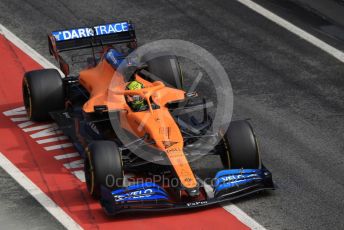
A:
[[37, 136, 69, 144], [30, 125, 63, 139], [63, 159, 84, 169], [23, 124, 57, 132], [0, 22, 265, 228], [202, 180, 266, 229], [54, 152, 80, 160], [3, 106, 26, 116], [224, 1, 344, 229], [44, 143, 73, 151], [18, 121, 35, 128], [71, 170, 85, 182], [0, 152, 82, 230], [237, 0, 344, 63], [222, 204, 265, 230], [11, 117, 29, 122]]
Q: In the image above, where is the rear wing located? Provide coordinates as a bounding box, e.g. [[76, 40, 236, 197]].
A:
[[48, 21, 136, 75]]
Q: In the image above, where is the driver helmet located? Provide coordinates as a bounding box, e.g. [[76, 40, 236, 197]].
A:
[[127, 81, 145, 111]]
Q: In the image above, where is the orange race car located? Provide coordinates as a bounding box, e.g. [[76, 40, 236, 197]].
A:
[[22, 21, 274, 215]]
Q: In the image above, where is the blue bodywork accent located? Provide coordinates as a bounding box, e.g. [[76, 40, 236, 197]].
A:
[[111, 182, 169, 203], [214, 169, 269, 196], [105, 49, 125, 69], [52, 21, 132, 41], [100, 169, 273, 215]]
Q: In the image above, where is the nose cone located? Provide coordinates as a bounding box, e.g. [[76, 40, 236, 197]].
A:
[[127, 108, 199, 193]]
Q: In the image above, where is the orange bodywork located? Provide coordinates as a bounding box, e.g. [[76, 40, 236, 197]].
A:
[[79, 58, 197, 189]]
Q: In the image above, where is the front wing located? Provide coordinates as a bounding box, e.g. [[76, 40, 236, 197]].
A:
[[100, 168, 274, 215]]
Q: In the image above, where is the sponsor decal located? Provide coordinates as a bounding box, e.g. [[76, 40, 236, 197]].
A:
[[214, 170, 264, 193], [218, 174, 259, 184], [111, 182, 169, 202], [186, 201, 208, 207], [52, 22, 130, 41], [114, 188, 153, 202], [105, 49, 125, 68]]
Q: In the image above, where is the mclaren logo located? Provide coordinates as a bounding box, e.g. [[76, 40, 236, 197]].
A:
[[166, 147, 180, 154], [184, 177, 192, 182]]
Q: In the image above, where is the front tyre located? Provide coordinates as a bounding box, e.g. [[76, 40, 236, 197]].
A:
[[220, 120, 261, 169], [85, 141, 124, 199], [22, 69, 65, 121]]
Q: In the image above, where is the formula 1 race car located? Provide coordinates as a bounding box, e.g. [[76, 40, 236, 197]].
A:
[[22, 21, 274, 215]]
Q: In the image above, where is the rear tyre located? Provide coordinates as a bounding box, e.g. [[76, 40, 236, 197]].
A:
[[85, 141, 123, 199], [220, 120, 261, 169], [146, 55, 184, 89], [22, 69, 65, 121]]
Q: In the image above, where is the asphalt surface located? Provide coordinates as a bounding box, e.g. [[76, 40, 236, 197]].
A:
[[255, 0, 344, 50], [1, 0, 344, 229], [292, 0, 344, 27]]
